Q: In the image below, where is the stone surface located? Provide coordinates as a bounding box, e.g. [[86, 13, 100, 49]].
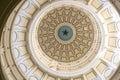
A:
[[0, 0, 120, 80]]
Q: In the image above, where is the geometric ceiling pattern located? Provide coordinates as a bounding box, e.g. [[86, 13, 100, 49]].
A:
[[0, 0, 120, 80]]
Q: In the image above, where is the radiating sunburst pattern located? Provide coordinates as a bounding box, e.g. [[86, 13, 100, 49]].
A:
[[38, 6, 94, 62]]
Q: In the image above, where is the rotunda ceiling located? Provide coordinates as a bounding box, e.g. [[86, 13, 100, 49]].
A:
[[38, 5, 95, 62], [0, 0, 120, 80]]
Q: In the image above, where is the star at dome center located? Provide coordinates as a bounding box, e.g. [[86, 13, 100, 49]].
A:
[[58, 25, 73, 41], [62, 30, 68, 36]]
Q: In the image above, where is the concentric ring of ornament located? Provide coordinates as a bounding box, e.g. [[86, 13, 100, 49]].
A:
[[29, 0, 103, 77], [1, 0, 120, 80], [38, 6, 95, 62]]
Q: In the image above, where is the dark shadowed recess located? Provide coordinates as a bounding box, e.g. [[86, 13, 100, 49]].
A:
[[0, 0, 21, 80]]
